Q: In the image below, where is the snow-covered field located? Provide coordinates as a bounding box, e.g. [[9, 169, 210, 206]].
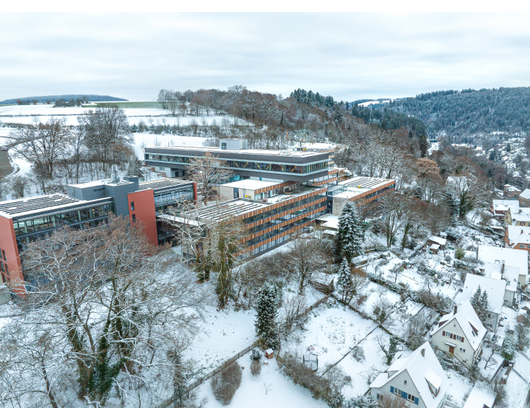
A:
[[0, 104, 249, 127]]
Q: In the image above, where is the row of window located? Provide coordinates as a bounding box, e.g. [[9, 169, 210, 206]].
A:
[[241, 209, 326, 250], [145, 154, 331, 175], [442, 331, 465, 343], [13, 204, 114, 237], [390, 386, 419, 405], [242, 193, 326, 225], [0, 248, 7, 287]]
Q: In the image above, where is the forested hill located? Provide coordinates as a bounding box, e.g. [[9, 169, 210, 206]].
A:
[[0, 94, 128, 104], [384, 86, 530, 140]]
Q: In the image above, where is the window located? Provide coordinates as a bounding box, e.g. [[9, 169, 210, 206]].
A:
[[460, 348, 466, 353], [132, 214, 136, 223], [222, 142, 227, 150], [131, 202, 135, 211], [442, 331, 464, 342]]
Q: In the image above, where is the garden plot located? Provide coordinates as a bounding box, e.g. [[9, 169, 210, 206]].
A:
[[477, 346, 504, 381], [505, 371, 529, 408], [281, 302, 408, 400], [444, 370, 474, 407], [196, 356, 328, 408]]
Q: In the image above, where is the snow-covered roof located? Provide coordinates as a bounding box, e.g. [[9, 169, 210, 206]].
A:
[[477, 245, 528, 277], [491, 200, 519, 215], [370, 342, 449, 408], [520, 188, 530, 199], [510, 208, 530, 223], [506, 225, 530, 246], [505, 185, 521, 192], [316, 214, 339, 230], [221, 179, 281, 190], [431, 301, 487, 351], [463, 383, 496, 408], [459, 274, 505, 315], [484, 263, 518, 293], [429, 236, 447, 246]]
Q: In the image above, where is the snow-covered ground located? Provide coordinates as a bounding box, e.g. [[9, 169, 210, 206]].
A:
[[0, 104, 249, 127]]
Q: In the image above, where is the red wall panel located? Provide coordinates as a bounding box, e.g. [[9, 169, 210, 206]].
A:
[[0, 215, 25, 295], [127, 190, 158, 246]]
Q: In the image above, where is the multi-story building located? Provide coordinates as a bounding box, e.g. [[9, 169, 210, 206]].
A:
[[159, 184, 328, 259], [143, 142, 339, 185], [0, 176, 196, 298], [327, 177, 396, 215]]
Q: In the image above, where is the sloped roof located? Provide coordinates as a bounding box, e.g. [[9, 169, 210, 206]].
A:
[[431, 300, 487, 351], [520, 189, 530, 199], [506, 225, 530, 246], [370, 342, 449, 408]]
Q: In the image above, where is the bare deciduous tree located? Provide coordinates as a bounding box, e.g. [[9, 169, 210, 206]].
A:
[[1, 215, 210, 407]]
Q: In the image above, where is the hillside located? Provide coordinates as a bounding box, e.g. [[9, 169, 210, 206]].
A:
[[384, 86, 530, 140], [0, 94, 128, 104]]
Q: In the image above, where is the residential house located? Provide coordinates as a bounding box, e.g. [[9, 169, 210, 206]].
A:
[[505, 225, 530, 254], [459, 274, 505, 332], [519, 189, 530, 207], [504, 207, 530, 226], [367, 342, 450, 408], [477, 245, 528, 288], [430, 300, 487, 367], [490, 200, 519, 218], [504, 184, 521, 200]]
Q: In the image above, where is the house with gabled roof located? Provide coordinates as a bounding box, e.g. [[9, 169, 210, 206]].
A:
[[367, 342, 449, 408], [477, 245, 528, 287], [505, 225, 530, 253], [430, 300, 487, 367], [459, 274, 505, 332]]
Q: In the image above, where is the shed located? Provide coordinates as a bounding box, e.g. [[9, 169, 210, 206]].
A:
[[428, 236, 447, 249], [303, 353, 318, 372], [265, 348, 274, 359], [429, 244, 440, 254]]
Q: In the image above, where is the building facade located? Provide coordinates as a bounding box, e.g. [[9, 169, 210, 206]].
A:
[[0, 176, 196, 297]]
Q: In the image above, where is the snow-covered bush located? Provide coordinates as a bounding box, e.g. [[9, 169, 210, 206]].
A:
[[351, 345, 366, 362], [210, 362, 242, 406], [250, 360, 261, 376]]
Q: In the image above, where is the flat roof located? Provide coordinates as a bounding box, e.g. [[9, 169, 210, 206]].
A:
[[139, 178, 193, 192], [339, 176, 394, 190], [0, 194, 112, 219], [144, 145, 328, 159], [221, 179, 282, 190], [0, 194, 80, 217], [181, 200, 270, 222]]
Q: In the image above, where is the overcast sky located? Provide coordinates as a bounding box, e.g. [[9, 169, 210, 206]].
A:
[[2, 12, 530, 102]]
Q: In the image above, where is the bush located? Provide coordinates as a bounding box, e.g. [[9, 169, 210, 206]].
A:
[[455, 247, 465, 259], [250, 349, 262, 362], [250, 360, 261, 376], [351, 345, 366, 362], [281, 353, 333, 400], [210, 362, 242, 405]]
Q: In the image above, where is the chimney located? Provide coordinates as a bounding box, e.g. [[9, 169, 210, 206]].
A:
[[453, 305, 457, 315], [421, 348, 426, 357]]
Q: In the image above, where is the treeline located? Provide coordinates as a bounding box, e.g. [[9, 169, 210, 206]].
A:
[[350, 104, 427, 137], [385, 86, 530, 139], [3, 106, 139, 197], [156, 86, 428, 147]]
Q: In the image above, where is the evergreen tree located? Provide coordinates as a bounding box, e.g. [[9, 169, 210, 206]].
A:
[[471, 286, 490, 323], [255, 284, 280, 350], [501, 333, 516, 360], [419, 134, 429, 158], [335, 202, 363, 263], [336, 259, 353, 304]]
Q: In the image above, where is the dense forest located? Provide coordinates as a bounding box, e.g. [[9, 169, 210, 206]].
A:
[[384, 86, 530, 140]]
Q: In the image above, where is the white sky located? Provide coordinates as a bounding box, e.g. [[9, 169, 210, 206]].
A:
[[2, 7, 530, 102]]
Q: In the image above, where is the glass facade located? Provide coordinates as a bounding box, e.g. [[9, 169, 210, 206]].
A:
[[13, 201, 114, 247], [145, 153, 331, 176], [153, 186, 194, 211]]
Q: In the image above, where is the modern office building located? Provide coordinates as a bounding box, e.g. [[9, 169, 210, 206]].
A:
[[159, 184, 328, 259], [143, 141, 339, 185], [0, 176, 196, 297], [327, 177, 396, 215]]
